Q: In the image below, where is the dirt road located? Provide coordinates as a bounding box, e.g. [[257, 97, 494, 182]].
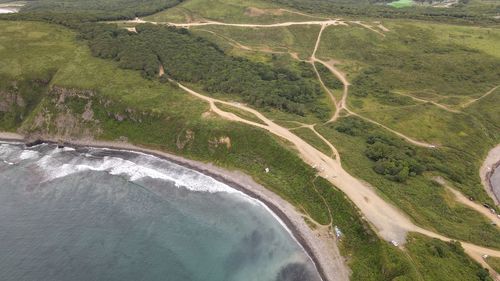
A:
[[434, 176, 500, 224], [117, 16, 500, 275], [174, 81, 500, 274], [129, 18, 346, 28]]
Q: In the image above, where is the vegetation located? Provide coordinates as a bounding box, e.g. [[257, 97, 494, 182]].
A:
[[0, 20, 412, 278], [20, 0, 183, 19], [290, 127, 332, 156], [317, 116, 500, 248], [270, 0, 500, 24], [82, 23, 329, 118], [214, 102, 267, 125], [316, 19, 500, 203], [1, 19, 494, 280], [485, 257, 500, 274], [193, 24, 321, 60], [405, 233, 493, 281], [318, 23, 500, 100], [314, 62, 343, 91], [1, 0, 500, 277], [143, 0, 321, 24]]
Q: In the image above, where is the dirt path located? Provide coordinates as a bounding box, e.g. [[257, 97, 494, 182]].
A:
[[308, 25, 435, 148], [462, 85, 500, 108], [174, 81, 500, 263], [393, 91, 461, 113], [350, 21, 386, 37], [303, 124, 341, 162], [434, 176, 500, 224], [114, 16, 500, 276], [308, 25, 348, 122], [196, 29, 253, 50], [128, 18, 346, 28], [173, 81, 500, 279], [346, 109, 437, 148], [307, 25, 436, 148]]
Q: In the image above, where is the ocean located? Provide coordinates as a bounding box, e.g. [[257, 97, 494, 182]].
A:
[[0, 142, 321, 281]]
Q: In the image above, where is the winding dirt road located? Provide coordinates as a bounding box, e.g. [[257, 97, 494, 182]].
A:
[[129, 18, 347, 28], [174, 81, 500, 273], [122, 15, 500, 277]]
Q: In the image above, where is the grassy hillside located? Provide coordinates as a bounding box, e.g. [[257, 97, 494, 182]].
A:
[[143, 0, 322, 24], [269, 0, 500, 23], [317, 116, 500, 248], [0, 19, 410, 279], [1, 19, 495, 280], [20, 0, 183, 18]]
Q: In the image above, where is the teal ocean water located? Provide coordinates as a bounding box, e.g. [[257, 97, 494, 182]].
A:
[[0, 142, 322, 281]]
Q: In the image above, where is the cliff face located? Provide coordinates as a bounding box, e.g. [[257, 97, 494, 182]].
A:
[[22, 86, 102, 140], [0, 91, 25, 112], [4, 83, 160, 143], [0, 79, 49, 131]]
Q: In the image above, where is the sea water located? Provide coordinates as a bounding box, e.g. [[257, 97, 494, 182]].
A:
[[0, 142, 322, 281]]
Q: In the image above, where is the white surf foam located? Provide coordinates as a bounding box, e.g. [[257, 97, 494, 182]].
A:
[[36, 152, 239, 194], [19, 150, 40, 160]]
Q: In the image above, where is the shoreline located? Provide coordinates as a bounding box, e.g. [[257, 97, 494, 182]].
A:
[[481, 144, 500, 206], [0, 132, 349, 281]]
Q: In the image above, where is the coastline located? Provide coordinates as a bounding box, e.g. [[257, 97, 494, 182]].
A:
[[0, 132, 350, 281], [481, 144, 500, 205]]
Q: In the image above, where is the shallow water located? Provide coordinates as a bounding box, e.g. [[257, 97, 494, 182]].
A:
[[491, 165, 500, 202], [0, 142, 321, 281]]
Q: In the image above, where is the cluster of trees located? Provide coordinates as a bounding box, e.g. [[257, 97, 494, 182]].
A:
[[365, 135, 426, 182], [314, 62, 343, 90], [334, 118, 427, 182], [19, 0, 184, 20], [84, 24, 324, 116], [270, 0, 499, 24]]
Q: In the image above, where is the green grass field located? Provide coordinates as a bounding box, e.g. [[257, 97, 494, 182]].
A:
[[316, 116, 500, 248], [0, 20, 415, 279], [143, 0, 323, 24], [388, 0, 414, 8], [2, 19, 496, 279]]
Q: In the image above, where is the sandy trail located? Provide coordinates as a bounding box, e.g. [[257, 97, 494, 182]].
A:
[[129, 18, 346, 28], [307, 25, 436, 148], [309, 25, 348, 122], [128, 16, 429, 152], [172, 81, 500, 276], [177, 82, 416, 241], [115, 16, 500, 275], [462, 85, 500, 108], [302, 124, 341, 162], [434, 176, 500, 224], [350, 21, 386, 37]]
